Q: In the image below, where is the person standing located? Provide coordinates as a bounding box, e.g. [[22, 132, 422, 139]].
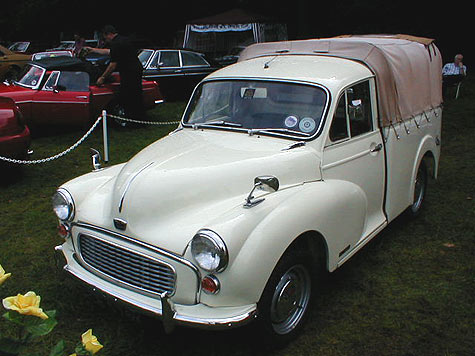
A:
[[87, 25, 144, 121], [442, 54, 467, 98]]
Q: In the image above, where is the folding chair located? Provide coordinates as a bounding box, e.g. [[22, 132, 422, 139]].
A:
[[455, 81, 462, 99]]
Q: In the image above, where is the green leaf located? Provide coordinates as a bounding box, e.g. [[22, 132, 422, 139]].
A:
[[25, 315, 58, 337], [0, 336, 25, 355], [49, 340, 65, 356], [2, 311, 25, 327], [74, 344, 91, 355]]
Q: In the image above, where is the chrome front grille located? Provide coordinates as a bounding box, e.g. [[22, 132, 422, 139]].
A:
[[78, 234, 176, 296]]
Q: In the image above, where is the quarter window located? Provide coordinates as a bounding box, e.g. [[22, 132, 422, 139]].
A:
[[149, 51, 161, 68], [329, 94, 349, 141], [182, 51, 208, 66], [43, 71, 59, 90]]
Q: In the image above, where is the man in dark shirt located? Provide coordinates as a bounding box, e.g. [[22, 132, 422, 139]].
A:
[[88, 25, 144, 121]]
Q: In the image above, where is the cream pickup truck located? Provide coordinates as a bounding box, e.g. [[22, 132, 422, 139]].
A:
[[53, 35, 442, 343]]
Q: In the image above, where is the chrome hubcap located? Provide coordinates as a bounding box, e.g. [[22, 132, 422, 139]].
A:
[[270, 264, 311, 334]]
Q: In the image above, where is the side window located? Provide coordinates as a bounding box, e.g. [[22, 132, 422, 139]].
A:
[[160, 51, 180, 67], [347, 81, 373, 136], [181, 51, 208, 66], [56, 71, 90, 92], [329, 80, 373, 142]]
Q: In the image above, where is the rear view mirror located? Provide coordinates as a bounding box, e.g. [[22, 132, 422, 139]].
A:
[[240, 87, 267, 99]]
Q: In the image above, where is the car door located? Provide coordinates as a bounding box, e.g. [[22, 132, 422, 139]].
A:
[[321, 79, 386, 247], [150, 50, 184, 100], [32, 71, 90, 126]]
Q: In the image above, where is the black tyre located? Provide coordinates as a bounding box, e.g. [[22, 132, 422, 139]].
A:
[[256, 247, 315, 346], [407, 159, 428, 216]]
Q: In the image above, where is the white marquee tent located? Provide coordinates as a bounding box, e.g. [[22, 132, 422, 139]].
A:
[[183, 8, 287, 58]]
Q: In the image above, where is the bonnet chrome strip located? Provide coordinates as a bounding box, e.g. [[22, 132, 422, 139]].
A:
[[118, 162, 154, 213]]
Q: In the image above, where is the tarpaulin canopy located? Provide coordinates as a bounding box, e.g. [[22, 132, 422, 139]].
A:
[[239, 34, 443, 127], [183, 8, 287, 57]]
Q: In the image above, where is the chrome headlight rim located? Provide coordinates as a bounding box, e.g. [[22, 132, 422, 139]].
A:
[[52, 188, 75, 221], [191, 229, 228, 273]]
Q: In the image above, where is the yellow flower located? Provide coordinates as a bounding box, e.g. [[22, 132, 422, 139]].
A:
[[81, 329, 103, 354], [0, 264, 11, 286], [2, 291, 48, 320]]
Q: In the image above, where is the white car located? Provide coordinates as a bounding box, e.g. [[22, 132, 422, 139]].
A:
[[53, 35, 442, 343]]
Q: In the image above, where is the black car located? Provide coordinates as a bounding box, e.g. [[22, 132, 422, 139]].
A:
[[138, 49, 218, 101]]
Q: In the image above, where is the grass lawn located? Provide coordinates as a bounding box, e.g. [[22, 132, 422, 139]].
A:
[[0, 78, 473, 356]]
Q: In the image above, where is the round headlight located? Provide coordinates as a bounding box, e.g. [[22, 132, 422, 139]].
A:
[[191, 230, 228, 272], [52, 189, 75, 221]]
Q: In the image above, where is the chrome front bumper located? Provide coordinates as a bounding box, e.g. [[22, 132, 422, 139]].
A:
[[54, 245, 258, 333]]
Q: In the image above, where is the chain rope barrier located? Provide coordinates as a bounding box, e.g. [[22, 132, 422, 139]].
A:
[[107, 113, 180, 126], [0, 115, 104, 165], [0, 111, 180, 165]]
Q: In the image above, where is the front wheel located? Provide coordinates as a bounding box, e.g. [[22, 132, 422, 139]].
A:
[[256, 248, 314, 345]]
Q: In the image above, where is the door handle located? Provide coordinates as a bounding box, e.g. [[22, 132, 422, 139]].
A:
[[370, 143, 383, 152], [76, 96, 88, 99]]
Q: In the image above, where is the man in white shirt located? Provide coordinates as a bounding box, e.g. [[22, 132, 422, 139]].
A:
[[442, 54, 467, 98]]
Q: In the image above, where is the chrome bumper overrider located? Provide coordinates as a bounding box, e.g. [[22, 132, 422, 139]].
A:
[[54, 245, 257, 332]]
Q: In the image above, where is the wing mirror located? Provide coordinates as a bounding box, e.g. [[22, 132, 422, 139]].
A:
[[90, 148, 103, 171], [244, 176, 279, 208]]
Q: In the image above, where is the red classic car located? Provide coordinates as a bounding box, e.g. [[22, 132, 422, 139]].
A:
[[0, 57, 163, 129], [0, 96, 31, 163]]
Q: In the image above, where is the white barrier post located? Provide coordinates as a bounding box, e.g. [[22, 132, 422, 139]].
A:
[[102, 110, 109, 162]]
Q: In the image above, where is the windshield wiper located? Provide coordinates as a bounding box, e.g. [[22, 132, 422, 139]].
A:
[[248, 128, 311, 137], [191, 120, 243, 129]]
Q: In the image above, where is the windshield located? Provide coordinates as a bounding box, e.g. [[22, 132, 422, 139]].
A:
[[138, 50, 154, 67], [15, 64, 46, 89], [32, 51, 72, 61], [183, 80, 328, 139], [9, 42, 29, 52], [56, 42, 74, 50]]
